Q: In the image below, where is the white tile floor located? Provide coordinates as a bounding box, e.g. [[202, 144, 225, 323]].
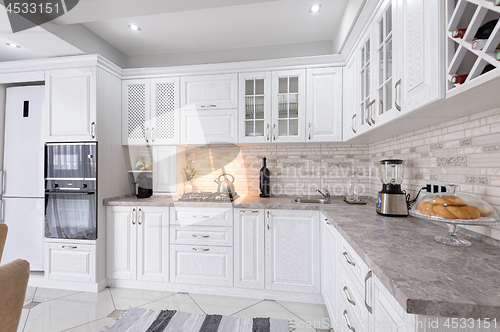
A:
[[19, 287, 333, 332]]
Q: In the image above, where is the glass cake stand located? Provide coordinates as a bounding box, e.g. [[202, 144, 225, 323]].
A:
[[409, 185, 500, 246]]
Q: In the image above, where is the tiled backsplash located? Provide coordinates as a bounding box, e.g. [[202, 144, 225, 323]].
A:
[[369, 107, 500, 240], [179, 107, 500, 240]]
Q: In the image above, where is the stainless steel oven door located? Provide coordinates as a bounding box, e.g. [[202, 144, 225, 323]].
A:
[[46, 143, 86, 179], [45, 191, 97, 240]]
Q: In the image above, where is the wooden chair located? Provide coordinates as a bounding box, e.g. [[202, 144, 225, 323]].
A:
[[0, 223, 31, 332]]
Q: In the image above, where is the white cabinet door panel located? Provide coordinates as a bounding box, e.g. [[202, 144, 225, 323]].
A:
[[151, 77, 180, 144], [265, 210, 320, 293], [234, 209, 265, 289], [136, 207, 169, 282], [181, 74, 237, 110], [106, 206, 137, 280], [343, 55, 360, 140], [306, 67, 343, 142], [153, 146, 177, 194], [46, 243, 95, 283], [46, 67, 97, 142], [122, 79, 151, 145], [170, 244, 233, 287]]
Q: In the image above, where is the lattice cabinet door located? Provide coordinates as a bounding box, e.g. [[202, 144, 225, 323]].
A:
[[150, 78, 180, 145], [122, 79, 151, 145]]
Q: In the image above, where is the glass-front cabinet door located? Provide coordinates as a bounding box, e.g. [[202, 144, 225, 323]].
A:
[[374, 0, 397, 126], [272, 69, 306, 142], [358, 32, 374, 134], [238, 72, 271, 143]]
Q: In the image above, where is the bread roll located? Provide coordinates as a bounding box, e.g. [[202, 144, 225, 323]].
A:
[[435, 205, 457, 219], [447, 206, 471, 220], [420, 202, 437, 216], [431, 197, 455, 206], [461, 206, 481, 219], [443, 196, 468, 206], [478, 206, 493, 217]]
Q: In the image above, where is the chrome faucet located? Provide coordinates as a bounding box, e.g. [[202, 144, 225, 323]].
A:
[[316, 189, 331, 203]]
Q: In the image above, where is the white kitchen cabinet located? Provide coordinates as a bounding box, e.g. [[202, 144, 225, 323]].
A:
[[321, 215, 339, 327], [180, 74, 238, 110], [238, 72, 272, 143], [170, 244, 233, 287], [306, 67, 343, 142], [372, 0, 398, 127], [153, 146, 177, 194], [234, 209, 265, 290], [180, 109, 237, 144], [45, 242, 96, 283], [271, 69, 306, 142], [343, 54, 360, 140], [396, 0, 445, 116], [122, 78, 180, 145], [265, 209, 320, 293], [46, 67, 97, 142], [106, 206, 169, 282], [357, 28, 376, 135]]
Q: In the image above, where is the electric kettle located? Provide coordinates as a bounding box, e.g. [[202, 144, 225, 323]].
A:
[[214, 174, 236, 194]]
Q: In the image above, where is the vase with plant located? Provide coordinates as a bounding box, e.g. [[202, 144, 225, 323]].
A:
[[181, 164, 198, 193]]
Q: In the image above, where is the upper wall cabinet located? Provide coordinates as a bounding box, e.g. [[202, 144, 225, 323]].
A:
[[343, 54, 359, 140], [46, 67, 97, 142], [122, 78, 180, 145], [271, 69, 306, 143], [238, 72, 272, 144], [306, 67, 343, 142], [396, 0, 445, 116], [180, 74, 238, 110]]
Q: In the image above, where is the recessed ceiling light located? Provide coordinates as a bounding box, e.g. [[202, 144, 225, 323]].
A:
[[128, 24, 141, 31], [310, 4, 322, 13], [6, 43, 20, 48]]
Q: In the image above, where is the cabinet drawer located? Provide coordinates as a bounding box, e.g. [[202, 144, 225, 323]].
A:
[[339, 291, 364, 332], [171, 207, 233, 227], [170, 226, 233, 246], [340, 269, 366, 328], [170, 244, 233, 287], [340, 240, 367, 289], [46, 243, 95, 283]]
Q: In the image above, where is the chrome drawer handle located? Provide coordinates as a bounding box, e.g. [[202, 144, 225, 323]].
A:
[[325, 218, 331, 225], [192, 248, 210, 251], [343, 310, 355, 332], [192, 234, 210, 238], [365, 270, 373, 314], [352, 114, 356, 134], [343, 286, 356, 306], [62, 246, 77, 249], [201, 104, 217, 108], [90, 122, 95, 139], [193, 215, 210, 218], [343, 252, 356, 266], [395, 79, 402, 111], [240, 210, 259, 214]]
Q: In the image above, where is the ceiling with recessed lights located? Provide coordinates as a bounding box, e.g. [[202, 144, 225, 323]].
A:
[[0, 0, 363, 68]]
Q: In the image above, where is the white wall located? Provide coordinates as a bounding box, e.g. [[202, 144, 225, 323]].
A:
[[332, 0, 365, 53]]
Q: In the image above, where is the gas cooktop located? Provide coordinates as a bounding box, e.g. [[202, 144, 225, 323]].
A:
[[177, 192, 239, 202]]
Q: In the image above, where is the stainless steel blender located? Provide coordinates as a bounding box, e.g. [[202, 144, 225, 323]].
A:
[[376, 159, 408, 216]]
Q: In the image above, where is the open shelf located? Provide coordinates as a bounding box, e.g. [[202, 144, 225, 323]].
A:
[[446, 0, 500, 91]]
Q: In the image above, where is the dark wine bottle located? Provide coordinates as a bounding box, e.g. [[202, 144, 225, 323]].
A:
[[259, 156, 270, 198], [481, 64, 495, 75], [474, 20, 498, 40], [451, 74, 468, 84]]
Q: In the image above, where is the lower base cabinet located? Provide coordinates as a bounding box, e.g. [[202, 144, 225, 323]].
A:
[[106, 206, 169, 282], [321, 215, 339, 326], [45, 241, 96, 283]]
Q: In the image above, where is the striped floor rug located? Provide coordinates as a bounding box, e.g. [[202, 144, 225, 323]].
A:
[[104, 307, 291, 332]]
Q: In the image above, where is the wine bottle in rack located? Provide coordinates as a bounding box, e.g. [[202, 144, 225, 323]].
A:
[[496, 50, 500, 61], [494, 0, 500, 6], [481, 64, 496, 75], [452, 28, 467, 38], [475, 20, 498, 39], [451, 74, 468, 84]]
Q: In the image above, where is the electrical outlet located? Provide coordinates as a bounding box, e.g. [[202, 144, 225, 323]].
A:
[[425, 182, 447, 193]]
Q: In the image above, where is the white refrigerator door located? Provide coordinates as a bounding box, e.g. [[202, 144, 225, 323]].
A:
[[1, 197, 44, 271], [3, 86, 45, 198]]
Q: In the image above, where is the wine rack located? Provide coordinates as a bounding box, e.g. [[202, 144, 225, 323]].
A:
[[447, 0, 500, 91]]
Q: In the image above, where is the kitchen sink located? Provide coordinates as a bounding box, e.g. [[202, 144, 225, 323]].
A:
[[291, 197, 330, 204]]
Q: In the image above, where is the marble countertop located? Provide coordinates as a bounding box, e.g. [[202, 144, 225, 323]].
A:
[[103, 195, 500, 319]]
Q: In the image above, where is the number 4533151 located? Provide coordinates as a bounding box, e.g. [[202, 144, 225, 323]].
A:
[[6, 2, 60, 14], [444, 318, 497, 329]]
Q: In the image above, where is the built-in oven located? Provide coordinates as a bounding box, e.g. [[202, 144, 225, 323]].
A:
[[45, 143, 97, 240]]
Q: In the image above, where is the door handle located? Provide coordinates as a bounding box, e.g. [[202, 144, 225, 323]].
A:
[[2, 171, 5, 194], [343, 310, 355, 332], [266, 211, 270, 229], [395, 79, 402, 111], [0, 200, 4, 224], [273, 124, 276, 141], [138, 208, 142, 225], [365, 104, 372, 126], [325, 218, 331, 225], [145, 128, 149, 143], [151, 128, 155, 143], [351, 114, 356, 134], [308, 123, 311, 140], [90, 122, 95, 139], [342, 252, 356, 266], [343, 286, 356, 306], [369, 100, 375, 125], [365, 270, 373, 314], [132, 208, 136, 225], [266, 124, 270, 141]]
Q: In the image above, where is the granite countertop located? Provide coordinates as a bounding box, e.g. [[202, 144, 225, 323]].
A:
[[103, 195, 500, 319]]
